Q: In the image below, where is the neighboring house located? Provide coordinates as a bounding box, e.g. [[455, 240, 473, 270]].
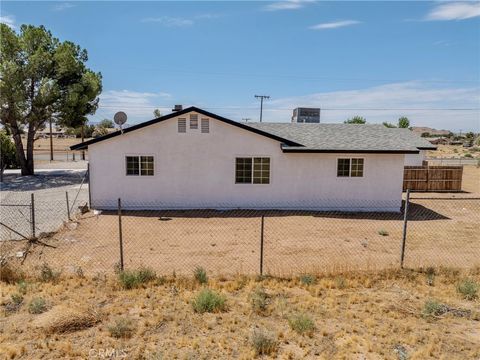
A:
[[427, 137, 449, 145], [71, 107, 435, 212]]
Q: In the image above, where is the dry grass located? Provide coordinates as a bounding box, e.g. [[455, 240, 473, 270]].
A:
[[428, 144, 480, 159], [0, 268, 479, 359]]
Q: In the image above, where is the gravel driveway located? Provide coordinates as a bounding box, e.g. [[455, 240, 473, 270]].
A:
[[0, 169, 89, 241]]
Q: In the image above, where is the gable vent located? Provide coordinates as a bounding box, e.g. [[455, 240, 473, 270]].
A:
[[178, 118, 186, 133], [190, 114, 198, 129], [201, 118, 209, 133]]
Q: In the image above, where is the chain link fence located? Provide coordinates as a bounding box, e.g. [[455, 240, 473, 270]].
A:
[[1, 192, 479, 277]]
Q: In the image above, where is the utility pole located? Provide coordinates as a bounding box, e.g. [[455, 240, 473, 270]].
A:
[[255, 95, 270, 122], [49, 118, 54, 161], [242, 118, 251, 123]]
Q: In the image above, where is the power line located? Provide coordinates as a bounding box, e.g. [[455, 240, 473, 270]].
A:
[[254, 95, 270, 122]]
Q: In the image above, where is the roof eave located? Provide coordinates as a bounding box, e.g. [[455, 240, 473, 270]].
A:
[[281, 147, 420, 154]]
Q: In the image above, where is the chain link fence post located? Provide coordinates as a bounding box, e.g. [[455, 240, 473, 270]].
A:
[[30, 193, 35, 239], [400, 189, 410, 268], [260, 214, 264, 276], [66, 191, 71, 221], [118, 198, 124, 271]]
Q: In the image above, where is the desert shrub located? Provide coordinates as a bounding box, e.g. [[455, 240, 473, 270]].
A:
[[251, 329, 277, 356], [335, 276, 346, 289], [192, 289, 226, 313], [378, 229, 389, 236], [11, 293, 23, 306], [37, 307, 100, 334], [457, 278, 479, 300], [422, 299, 447, 318], [29, 298, 47, 314], [250, 286, 269, 314], [194, 266, 208, 285], [0, 263, 24, 284], [108, 318, 135, 338], [118, 267, 156, 289], [39, 263, 61, 283], [425, 267, 435, 286], [299, 274, 316, 285], [17, 280, 28, 295], [463, 153, 473, 158], [288, 313, 315, 335]]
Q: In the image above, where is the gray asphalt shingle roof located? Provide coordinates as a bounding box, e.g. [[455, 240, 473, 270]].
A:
[[245, 123, 436, 153]]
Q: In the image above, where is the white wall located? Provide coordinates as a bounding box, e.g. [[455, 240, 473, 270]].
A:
[[88, 112, 405, 212], [405, 150, 426, 166]]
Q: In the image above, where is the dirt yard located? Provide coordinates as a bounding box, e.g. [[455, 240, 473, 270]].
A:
[[428, 144, 480, 160], [4, 166, 478, 278], [1, 268, 479, 359]]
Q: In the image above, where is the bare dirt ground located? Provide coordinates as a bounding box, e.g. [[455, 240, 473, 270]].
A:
[[3, 167, 478, 278], [427, 144, 480, 160], [1, 268, 479, 359]]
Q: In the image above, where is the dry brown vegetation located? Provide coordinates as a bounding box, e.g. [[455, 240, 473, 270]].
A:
[[428, 144, 480, 159], [1, 266, 479, 359]]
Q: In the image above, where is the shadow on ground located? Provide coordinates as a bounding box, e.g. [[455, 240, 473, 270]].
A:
[[0, 170, 87, 191]]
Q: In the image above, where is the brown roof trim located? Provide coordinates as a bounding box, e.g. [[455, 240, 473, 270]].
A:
[[70, 107, 303, 150]]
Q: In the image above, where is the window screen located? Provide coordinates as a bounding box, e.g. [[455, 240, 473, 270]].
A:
[[351, 158, 364, 177], [190, 114, 198, 129], [201, 118, 209, 133], [235, 158, 252, 184], [126, 156, 140, 176], [178, 118, 186, 133], [337, 159, 350, 177]]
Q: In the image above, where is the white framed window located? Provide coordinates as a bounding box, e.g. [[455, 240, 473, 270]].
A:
[[190, 114, 198, 129], [178, 118, 186, 133], [337, 158, 364, 177], [235, 157, 270, 184], [126, 155, 154, 176], [201, 118, 209, 133]]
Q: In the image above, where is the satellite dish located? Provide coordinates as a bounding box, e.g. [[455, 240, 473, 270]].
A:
[[114, 111, 127, 133]]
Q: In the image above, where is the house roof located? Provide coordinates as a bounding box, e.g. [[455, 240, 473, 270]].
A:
[[70, 106, 435, 153], [246, 123, 436, 153]]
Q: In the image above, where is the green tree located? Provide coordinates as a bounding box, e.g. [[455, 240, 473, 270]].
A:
[[0, 24, 102, 175], [0, 130, 18, 173], [382, 122, 396, 128], [153, 109, 162, 118], [344, 116, 366, 124], [398, 116, 410, 128], [98, 119, 114, 128]]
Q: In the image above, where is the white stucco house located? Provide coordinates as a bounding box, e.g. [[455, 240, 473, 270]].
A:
[[71, 107, 436, 212]]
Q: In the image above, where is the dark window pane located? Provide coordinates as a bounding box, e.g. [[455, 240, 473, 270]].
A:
[[337, 159, 350, 177], [351, 158, 364, 177], [126, 156, 139, 176], [235, 158, 252, 183], [140, 156, 154, 176]]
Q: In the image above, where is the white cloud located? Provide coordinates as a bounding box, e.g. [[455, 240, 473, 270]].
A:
[[141, 16, 194, 27], [309, 20, 361, 30], [426, 2, 480, 21], [0, 14, 16, 29], [237, 82, 480, 131], [96, 90, 172, 121], [52, 2, 76, 12], [264, 0, 313, 11]]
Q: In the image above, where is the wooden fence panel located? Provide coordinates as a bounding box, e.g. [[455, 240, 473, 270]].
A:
[[403, 166, 463, 192]]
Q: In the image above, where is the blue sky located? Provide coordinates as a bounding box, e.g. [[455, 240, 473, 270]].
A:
[[1, 1, 479, 131]]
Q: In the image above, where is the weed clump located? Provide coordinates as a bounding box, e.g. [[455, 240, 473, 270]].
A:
[[299, 274, 316, 285], [29, 298, 47, 314], [39, 264, 61, 283], [425, 267, 435, 286], [457, 278, 479, 300], [251, 328, 277, 356], [288, 313, 315, 335], [250, 286, 269, 315], [422, 299, 446, 318], [0, 263, 24, 284], [378, 229, 389, 236], [118, 267, 156, 289], [194, 266, 208, 285], [192, 288, 226, 313], [108, 318, 135, 338]]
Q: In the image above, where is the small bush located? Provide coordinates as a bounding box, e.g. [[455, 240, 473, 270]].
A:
[[250, 287, 269, 314], [17, 280, 28, 295], [11, 293, 23, 306], [299, 274, 316, 285], [108, 318, 135, 338], [425, 267, 435, 286], [192, 289, 227, 313], [378, 229, 389, 236], [29, 298, 47, 314], [289, 313, 315, 335], [194, 266, 208, 285], [335, 276, 346, 289], [422, 299, 447, 318], [251, 329, 277, 356], [118, 267, 156, 289], [39, 264, 61, 283], [457, 278, 479, 300], [0, 263, 24, 284], [463, 153, 473, 158]]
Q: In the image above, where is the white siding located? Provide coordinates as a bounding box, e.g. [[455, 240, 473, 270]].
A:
[[405, 150, 426, 166], [88, 112, 405, 212]]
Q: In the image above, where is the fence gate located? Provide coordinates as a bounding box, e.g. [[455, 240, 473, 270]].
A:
[[403, 166, 463, 192]]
